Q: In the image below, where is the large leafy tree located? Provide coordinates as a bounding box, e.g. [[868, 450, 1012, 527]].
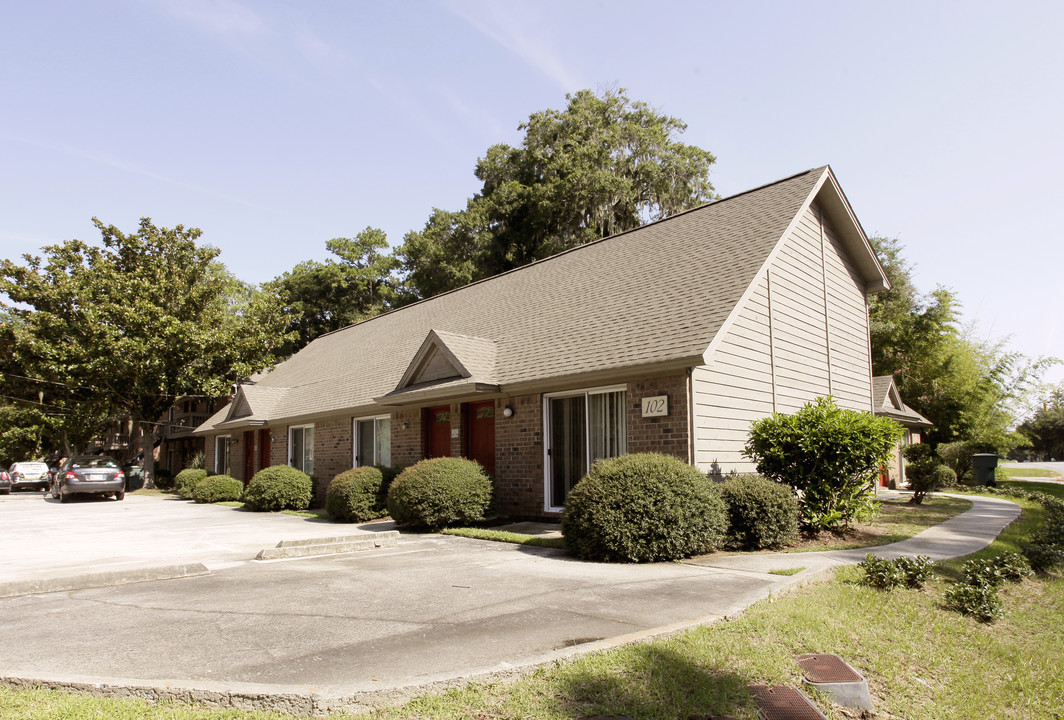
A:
[[399, 88, 717, 299], [869, 237, 1055, 450], [0, 218, 291, 481], [1020, 385, 1064, 460], [268, 227, 401, 354]]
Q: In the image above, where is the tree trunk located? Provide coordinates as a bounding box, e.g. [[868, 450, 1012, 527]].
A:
[[139, 421, 157, 489]]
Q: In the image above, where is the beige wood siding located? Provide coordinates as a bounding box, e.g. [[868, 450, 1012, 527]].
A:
[[692, 200, 873, 475]]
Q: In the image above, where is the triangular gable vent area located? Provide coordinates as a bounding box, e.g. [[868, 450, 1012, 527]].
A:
[[394, 330, 498, 392], [410, 344, 464, 385]]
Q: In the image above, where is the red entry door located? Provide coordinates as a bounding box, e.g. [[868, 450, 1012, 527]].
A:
[[426, 406, 452, 458], [466, 401, 495, 476], [243, 431, 255, 482]]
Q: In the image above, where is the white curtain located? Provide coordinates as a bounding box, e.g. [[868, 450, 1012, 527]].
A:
[[589, 391, 626, 464]]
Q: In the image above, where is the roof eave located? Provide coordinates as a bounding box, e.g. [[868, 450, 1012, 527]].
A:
[[374, 381, 501, 407]]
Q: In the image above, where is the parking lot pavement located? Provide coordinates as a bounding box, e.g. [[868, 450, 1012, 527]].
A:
[[0, 533, 787, 713], [0, 491, 394, 589]]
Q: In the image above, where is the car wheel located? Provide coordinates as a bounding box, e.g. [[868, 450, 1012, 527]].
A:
[[58, 491, 68, 504], [115, 491, 125, 501]]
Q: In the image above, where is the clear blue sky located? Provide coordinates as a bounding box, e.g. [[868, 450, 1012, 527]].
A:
[[2, 0, 1062, 388]]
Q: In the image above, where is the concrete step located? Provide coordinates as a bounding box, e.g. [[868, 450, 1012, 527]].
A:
[[255, 531, 400, 560]]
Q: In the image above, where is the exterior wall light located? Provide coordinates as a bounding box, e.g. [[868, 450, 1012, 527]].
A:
[[502, 407, 514, 418]]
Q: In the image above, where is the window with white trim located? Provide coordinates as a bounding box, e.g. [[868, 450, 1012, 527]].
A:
[[353, 416, 391, 468], [289, 425, 314, 475], [214, 436, 231, 475], [544, 386, 627, 510]]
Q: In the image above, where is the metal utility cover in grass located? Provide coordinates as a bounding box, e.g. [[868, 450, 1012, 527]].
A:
[[795, 653, 873, 711], [748, 685, 828, 720], [795, 653, 862, 683]]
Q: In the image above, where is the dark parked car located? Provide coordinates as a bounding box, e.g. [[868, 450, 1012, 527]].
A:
[[8, 462, 51, 492], [51, 456, 126, 503], [0, 469, 10, 495]]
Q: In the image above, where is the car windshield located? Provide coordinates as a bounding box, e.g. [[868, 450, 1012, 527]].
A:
[[14, 462, 49, 474], [71, 458, 118, 469]]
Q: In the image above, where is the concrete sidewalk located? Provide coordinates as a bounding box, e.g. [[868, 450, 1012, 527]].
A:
[[689, 492, 1021, 575], [0, 492, 1020, 715]]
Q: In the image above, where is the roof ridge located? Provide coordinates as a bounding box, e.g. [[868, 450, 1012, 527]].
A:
[[313, 166, 825, 342]]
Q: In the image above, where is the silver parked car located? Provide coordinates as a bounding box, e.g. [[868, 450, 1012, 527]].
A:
[[9, 462, 51, 492], [51, 456, 126, 503]]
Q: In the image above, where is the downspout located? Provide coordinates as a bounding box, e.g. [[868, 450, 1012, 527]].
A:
[[687, 367, 696, 467]]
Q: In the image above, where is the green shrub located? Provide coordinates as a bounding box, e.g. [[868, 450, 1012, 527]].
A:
[[1023, 543, 1064, 574], [937, 441, 993, 485], [191, 474, 243, 504], [858, 554, 934, 590], [153, 468, 175, 490], [718, 475, 798, 549], [944, 580, 1003, 623], [895, 555, 936, 588], [174, 468, 208, 498], [386, 458, 492, 530], [244, 465, 313, 512], [185, 451, 205, 470], [904, 444, 956, 504], [994, 466, 1009, 485], [744, 397, 903, 533], [1023, 498, 1064, 573], [378, 464, 407, 495], [858, 553, 903, 589], [561, 453, 727, 563], [910, 463, 958, 504], [965, 553, 1032, 585], [327, 466, 386, 522]]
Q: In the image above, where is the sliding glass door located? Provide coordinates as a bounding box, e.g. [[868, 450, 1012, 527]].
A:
[[546, 388, 626, 510]]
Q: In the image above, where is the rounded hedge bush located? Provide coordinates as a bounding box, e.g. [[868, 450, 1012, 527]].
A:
[[191, 474, 244, 504], [244, 465, 313, 512], [327, 466, 386, 522], [386, 458, 492, 530], [174, 468, 208, 498], [561, 453, 727, 563], [719, 474, 798, 549]]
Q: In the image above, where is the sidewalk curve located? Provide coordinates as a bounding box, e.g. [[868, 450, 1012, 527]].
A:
[[691, 492, 1021, 575]]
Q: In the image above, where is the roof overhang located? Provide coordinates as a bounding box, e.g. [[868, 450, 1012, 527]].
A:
[[375, 380, 502, 407]]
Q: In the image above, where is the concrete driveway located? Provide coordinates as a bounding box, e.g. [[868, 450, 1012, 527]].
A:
[[0, 491, 1021, 715], [0, 490, 391, 588]]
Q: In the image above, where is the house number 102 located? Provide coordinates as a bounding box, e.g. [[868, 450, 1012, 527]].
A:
[[641, 395, 668, 418]]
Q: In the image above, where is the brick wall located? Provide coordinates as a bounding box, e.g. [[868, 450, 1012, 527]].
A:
[[203, 437, 215, 475], [391, 407, 423, 467], [493, 393, 546, 516], [227, 434, 242, 479], [312, 417, 353, 500], [626, 374, 690, 461], [270, 427, 286, 467]]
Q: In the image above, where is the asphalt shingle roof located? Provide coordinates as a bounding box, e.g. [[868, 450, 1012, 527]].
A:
[[872, 375, 933, 427], [200, 166, 878, 430]]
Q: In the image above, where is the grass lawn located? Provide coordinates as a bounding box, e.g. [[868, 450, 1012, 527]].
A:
[[1000, 466, 1062, 479], [442, 527, 566, 549], [997, 480, 1064, 502], [129, 487, 170, 497]]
